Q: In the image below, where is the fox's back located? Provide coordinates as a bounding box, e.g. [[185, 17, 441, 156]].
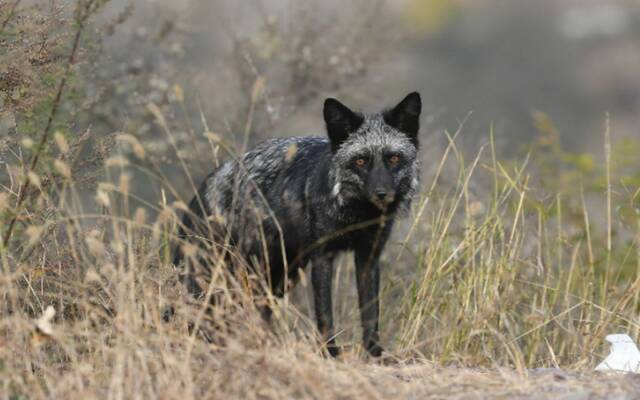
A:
[[203, 136, 331, 220]]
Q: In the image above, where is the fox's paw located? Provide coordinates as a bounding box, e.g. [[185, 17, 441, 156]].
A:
[[326, 343, 341, 358], [366, 341, 384, 358], [162, 305, 175, 322]]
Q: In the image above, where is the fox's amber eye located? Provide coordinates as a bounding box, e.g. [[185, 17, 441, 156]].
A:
[[355, 158, 367, 167], [389, 155, 400, 164]]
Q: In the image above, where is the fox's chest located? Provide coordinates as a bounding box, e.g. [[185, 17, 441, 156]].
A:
[[323, 232, 357, 253], [274, 217, 358, 261]]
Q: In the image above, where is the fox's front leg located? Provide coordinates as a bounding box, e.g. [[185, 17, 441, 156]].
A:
[[311, 253, 339, 357], [355, 240, 384, 357]]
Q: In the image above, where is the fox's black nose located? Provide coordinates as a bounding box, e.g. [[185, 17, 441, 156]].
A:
[[375, 190, 395, 203]]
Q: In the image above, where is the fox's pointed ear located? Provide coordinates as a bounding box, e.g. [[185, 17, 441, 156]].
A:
[[324, 98, 364, 151], [383, 92, 421, 143]]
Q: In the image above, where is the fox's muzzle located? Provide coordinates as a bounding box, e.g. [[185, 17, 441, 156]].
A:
[[367, 161, 396, 208]]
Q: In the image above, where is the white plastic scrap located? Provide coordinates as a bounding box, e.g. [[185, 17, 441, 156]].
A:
[[35, 305, 56, 336], [595, 334, 640, 373]]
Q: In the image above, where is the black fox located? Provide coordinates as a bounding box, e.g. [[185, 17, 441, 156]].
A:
[[173, 92, 421, 357]]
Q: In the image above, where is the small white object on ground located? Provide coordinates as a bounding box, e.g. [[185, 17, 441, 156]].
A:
[[595, 334, 640, 373], [35, 305, 56, 336]]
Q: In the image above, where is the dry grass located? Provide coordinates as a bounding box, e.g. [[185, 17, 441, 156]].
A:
[[2, 118, 640, 398]]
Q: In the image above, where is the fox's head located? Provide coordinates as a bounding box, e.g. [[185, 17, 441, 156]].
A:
[[324, 92, 421, 211]]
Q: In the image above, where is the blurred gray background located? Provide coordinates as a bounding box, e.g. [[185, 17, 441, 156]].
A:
[[87, 0, 640, 200]]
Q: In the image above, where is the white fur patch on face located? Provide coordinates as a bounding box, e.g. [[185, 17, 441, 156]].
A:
[[411, 177, 418, 190], [332, 182, 341, 196], [332, 182, 344, 206]]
